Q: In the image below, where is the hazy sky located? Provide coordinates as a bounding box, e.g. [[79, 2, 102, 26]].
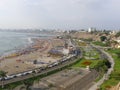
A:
[[0, 0, 120, 30]]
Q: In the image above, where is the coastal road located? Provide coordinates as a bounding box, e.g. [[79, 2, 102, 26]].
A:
[[88, 44, 114, 90], [0, 54, 82, 86]]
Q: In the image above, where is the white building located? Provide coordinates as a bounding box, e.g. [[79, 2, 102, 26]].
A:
[[88, 28, 92, 32], [88, 27, 96, 32], [110, 30, 116, 35], [62, 48, 69, 55]]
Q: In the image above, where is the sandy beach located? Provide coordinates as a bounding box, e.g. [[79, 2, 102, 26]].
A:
[[0, 37, 65, 75]]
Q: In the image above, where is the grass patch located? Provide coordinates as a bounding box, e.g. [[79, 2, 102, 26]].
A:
[[95, 75, 104, 82], [92, 41, 108, 47], [100, 78, 119, 90], [83, 47, 100, 60], [75, 39, 87, 46], [100, 48, 120, 90], [72, 58, 100, 68]]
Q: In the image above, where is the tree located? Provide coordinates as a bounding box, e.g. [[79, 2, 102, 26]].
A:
[[0, 70, 7, 88], [23, 80, 33, 90], [100, 36, 107, 42], [94, 60, 109, 73]]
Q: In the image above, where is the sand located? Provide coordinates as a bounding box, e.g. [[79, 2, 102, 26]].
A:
[[0, 38, 64, 75]]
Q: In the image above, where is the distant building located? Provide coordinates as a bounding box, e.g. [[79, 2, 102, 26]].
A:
[[88, 27, 96, 33], [109, 30, 116, 35], [88, 28, 92, 32], [48, 46, 64, 56]]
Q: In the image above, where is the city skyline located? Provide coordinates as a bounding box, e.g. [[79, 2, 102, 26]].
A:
[[0, 0, 120, 30]]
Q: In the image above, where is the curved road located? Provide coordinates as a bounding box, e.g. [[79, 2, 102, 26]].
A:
[[89, 44, 114, 90], [0, 54, 82, 86]]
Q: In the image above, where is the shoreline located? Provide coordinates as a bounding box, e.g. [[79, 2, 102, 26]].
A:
[[0, 30, 58, 59], [0, 36, 55, 61], [0, 36, 54, 61], [0, 37, 33, 57], [0, 36, 65, 75], [0, 30, 65, 75]]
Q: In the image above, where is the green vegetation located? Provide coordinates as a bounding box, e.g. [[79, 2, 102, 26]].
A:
[[72, 58, 110, 85], [0, 71, 7, 79], [93, 60, 108, 73], [100, 36, 107, 42], [100, 48, 120, 90], [72, 58, 101, 68], [72, 58, 108, 72], [22, 79, 34, 90], [84, 48, 100, 60], [0, 71, 7, 89], [75, 39, 87, 46], [93, 41, 109, 47]]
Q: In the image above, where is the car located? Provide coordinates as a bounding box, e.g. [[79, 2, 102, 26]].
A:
[[48, 64, 53, 68], [22, 72, 29, 76], [61, 58, 67, 62], [0, 78, 3, 81], [4, 77, 11, 80], [27, 71, 33, 74], [16, 73, 22, 77], [4, 75, 16, 80]]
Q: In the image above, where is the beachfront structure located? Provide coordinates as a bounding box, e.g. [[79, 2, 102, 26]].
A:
[[48, 47, 63, 56], [62, 48, 69, 55], [25, 60, 48, 67], [49, 46, 70, 56]]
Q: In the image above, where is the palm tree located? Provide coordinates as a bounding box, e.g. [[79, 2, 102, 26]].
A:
[[0, 70, 7, 88], [23, 80, 33, 90]]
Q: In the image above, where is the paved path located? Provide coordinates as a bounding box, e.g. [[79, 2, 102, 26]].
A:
[[89, 45, 114, 90]]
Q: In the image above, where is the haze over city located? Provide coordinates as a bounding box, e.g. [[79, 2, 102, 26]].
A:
[[1, 1, 120, 90], [0, 0, 120, 30]]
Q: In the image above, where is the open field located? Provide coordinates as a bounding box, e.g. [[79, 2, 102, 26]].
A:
[[72, 58, 100, 68], [92, 41, 109, 47]]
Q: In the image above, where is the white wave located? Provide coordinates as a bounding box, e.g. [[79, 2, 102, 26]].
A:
[[28, 37, 33, 44]]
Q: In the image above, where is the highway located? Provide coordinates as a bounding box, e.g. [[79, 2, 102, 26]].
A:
[[0, 53, 82, 86]]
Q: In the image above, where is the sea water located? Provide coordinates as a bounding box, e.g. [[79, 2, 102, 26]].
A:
[[0, 31, 55, 56]]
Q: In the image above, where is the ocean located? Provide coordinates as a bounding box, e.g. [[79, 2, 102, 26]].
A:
[[0, 31, 55, 56]]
